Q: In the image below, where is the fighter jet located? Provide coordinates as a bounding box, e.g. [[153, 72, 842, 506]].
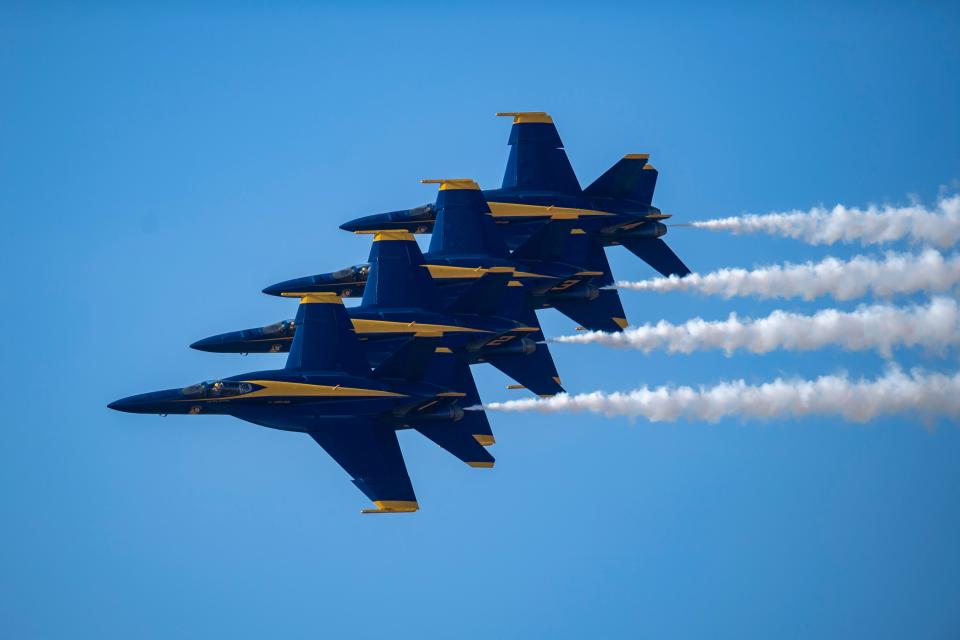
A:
[[192, 226, 565, 398], [109, 292, 495, 513], [340, 111, 691, 279], [262, 177, 630, 332]]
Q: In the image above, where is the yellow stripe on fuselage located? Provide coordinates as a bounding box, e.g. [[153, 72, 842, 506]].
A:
[[421, 264, 551, 280], [176, 380, 406, 402], [350, 318, 490, 334], [486, 201, 615, 219]]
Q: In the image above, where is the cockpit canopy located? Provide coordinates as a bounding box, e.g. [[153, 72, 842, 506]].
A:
[[181, 380, 255, 398], [330, 263, 370, 281], [261, 320, 295, 337]]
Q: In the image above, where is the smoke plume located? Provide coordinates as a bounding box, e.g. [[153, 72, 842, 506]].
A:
[[552, 298, 960, 357], [483, 368, 960, 423], [615, 249, 960, 300], [690, 194, 960, 248]]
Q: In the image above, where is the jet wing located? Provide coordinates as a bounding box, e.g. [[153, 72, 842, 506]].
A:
[[416, 421, 495, 468], [308, 422, 419, 513]]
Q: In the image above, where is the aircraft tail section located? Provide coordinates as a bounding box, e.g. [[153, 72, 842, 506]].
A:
[[284, 293, 370, 375], [582, 154, 658, 205], [371, 334, 441, 382], [424, 179, 510, 260], [421, 350, 496, 448], [497, 112, 581, 194], [361, 231, 438, 310], [550, 234, 629, 332], [621, 238, 692, 278]]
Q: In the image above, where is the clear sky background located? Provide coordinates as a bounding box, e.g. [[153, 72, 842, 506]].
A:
[[2, 3, 959, 638]]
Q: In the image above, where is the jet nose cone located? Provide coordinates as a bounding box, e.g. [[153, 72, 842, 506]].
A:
[[190, 335, 222, 352], [262, 275, 315, 297], [107, 395, 142, 413]]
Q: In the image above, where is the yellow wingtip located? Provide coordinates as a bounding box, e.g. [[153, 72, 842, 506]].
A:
[[361, 500, 419, 514]]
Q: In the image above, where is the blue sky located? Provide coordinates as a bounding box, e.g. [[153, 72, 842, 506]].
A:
[[2, 3, 959, 638]]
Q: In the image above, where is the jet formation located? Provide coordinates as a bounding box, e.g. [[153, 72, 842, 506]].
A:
[[109, 112, 690, 513]]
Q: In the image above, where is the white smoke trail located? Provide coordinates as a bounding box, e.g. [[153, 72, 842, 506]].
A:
[[691, 194, 960, 248], [551, 298, 960, 358], [483, 368, 960, 423], [615, 249, 960, 300]]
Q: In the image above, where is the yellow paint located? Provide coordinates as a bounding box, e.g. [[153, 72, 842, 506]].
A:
[[487, 201, 614, 219], [643, 164, 656, 171], [280, 292, 343, 305], [507, 280, 523, 287], [351, 318, 490, 334], [434, 347, 453, 353], [362, 501, 419, 514], [373, 230, 415, 242], [473, 434, 496, 446], [552, 376, 562, 385], [613, 317, 629, 329], [646, 213, 672, 220], [570, 228, 587, 235], [506, 385, 526, 390], [623, 153, 650, 160], [510, 327, 540, 333], [467, 461, 495, 468], [436, 392, 467, 398], [422, 264, 550, 280], [496, 111, 553, 124], [420, 178, 480, 191], [236, 380, 406, 399], [575, 271, 604, 277]]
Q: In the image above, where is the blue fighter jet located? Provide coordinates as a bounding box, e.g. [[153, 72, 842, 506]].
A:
[[262, 177, 631, 332], [109, 293, 496, 513], [340, 112, 690, 280], [192, 226, 565, 401]]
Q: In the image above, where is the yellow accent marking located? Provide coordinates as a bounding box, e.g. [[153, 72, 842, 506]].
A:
[[351, 319, 490, 334], [643, 164, 656, 170], [413, 331, 443, 338], [467, 461, 495, 468], [362, 501, 419, 514], [434, 347, 453, 353], [373, 231, 415, 242], [507, 385, 526, 390], [507, 280, 523, 287], [496, 111, 553, 124], [487, 201, 614, 219], [510, 327, 540, 333], [420, 178, 480, 191], [570, 228, 587, 235], [624, 153, 650, 160], [553, 376, 562, 385], [235, 380, 406, 399], [280, 292, 343, 304], [422, 264, 551, 280], [436, 392, 467, 397], [647, 213, 672, 220], [613, 317, 629, 329], [473, 435, 496, 446], [575, 271, 604, 276]]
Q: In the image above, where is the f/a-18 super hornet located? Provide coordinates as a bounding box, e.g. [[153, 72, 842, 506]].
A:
[[192, 225, 565, 398], [340, 111, 691, 280], [109, 292, 496, 513], [261, 177, 631, 333]]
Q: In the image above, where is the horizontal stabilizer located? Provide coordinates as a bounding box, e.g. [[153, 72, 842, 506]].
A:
[[621, 238, 691, 277], [416, 422, 495, 468], [372, 335, 441, 382], [553, 288, 628, 333], [583, 154, 658, 205], [422, 352, 495, 445], [443, 271, 513, 316], [486, 342, 564, 397]]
